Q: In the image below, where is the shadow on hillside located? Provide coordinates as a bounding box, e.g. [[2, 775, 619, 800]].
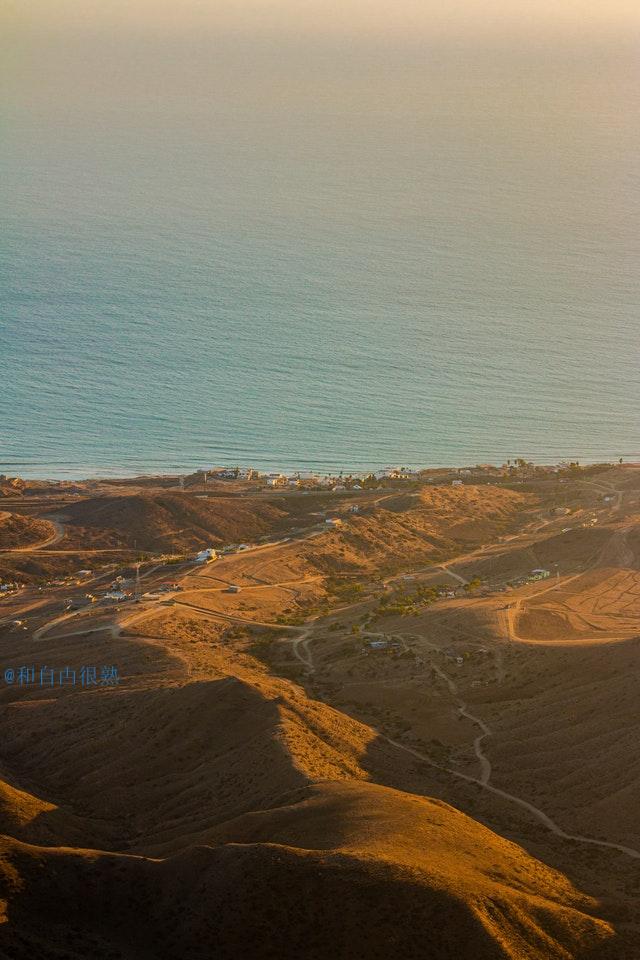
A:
[[357, 728, 638, 960]]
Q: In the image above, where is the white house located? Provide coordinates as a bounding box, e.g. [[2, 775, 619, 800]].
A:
[[195, 548, 218, 564]]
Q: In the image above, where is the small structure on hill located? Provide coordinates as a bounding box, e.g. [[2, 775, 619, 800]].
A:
[[365, 638, 401, 652], [195, 548, 218, 564]]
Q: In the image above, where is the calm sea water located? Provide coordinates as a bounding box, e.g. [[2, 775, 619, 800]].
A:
[[2, 40, 639, 479]]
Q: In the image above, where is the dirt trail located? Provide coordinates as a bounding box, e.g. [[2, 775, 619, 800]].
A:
[[296, 626, 640, 861], [291, 628, 314, 669], [0, 517, 65, 554]]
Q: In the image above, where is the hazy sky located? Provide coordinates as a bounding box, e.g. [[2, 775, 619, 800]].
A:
[[8, 0, 640, 41]]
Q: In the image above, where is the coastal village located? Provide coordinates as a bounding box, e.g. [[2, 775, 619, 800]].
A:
[[175, 457, 592, 492]]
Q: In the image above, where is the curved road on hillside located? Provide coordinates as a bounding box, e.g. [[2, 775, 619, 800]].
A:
[[0, 517, 66, 554]]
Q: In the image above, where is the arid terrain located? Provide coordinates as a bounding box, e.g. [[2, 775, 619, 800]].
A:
[[1, 465, 639, 958]]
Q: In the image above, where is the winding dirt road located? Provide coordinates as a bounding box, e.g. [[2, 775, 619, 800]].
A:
[[293, 622, 640, 861]]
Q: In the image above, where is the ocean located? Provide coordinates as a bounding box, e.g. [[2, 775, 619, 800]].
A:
[[2, 37, 639, 479]]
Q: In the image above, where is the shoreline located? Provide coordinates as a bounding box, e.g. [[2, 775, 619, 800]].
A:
[[2, 456, 630, 486]]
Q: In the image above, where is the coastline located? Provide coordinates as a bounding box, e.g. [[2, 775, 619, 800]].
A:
[[0, 455, 629, 484], [0, 455, 628, 484]]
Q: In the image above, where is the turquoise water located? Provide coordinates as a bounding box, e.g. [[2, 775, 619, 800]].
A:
[[2, 41, 639, 479]]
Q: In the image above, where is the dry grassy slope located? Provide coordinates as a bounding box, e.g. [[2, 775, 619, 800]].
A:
[[55, 483, 532, 557], [475, 634, 640, 849], [57, 493, 291, 550], [0, 607, 626, 959], [0, 512, 53, 550], [304, 485, 533, 574], [454, 527, 617, 583], [0, 655, 378, 855], [0, 781, 613, 960]]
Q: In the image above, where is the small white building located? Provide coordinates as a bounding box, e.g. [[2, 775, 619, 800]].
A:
[[195, 548, 218, 564], [452, 479, 463, 487]]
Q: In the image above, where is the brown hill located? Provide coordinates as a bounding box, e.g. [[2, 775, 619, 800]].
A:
[[303, 484, 534, 575], [0, 610, 623, 958], [57, 493, 290, 550], [0, 512, 54, 550], [0, 621, 378, 854], [0, 781, 613, 960]]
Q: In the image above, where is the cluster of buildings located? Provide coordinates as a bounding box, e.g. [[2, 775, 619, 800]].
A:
[[191, 465, 422, 493], [191, 460, 598, 494], [199, 468, 260, 482]]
